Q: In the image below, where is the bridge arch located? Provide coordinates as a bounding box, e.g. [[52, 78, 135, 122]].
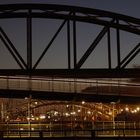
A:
[[0, 4, 139, 78]]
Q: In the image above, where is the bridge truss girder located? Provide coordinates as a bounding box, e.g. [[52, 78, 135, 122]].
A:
[[0, 4, 140, 78], [0, 88, 140, 103]]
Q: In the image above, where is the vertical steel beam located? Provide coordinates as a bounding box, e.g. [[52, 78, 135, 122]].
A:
[[107, 28, 111, 69], [73, 12, 77, 69], [116, 20, 121, 68], [67, 20, 71, 69], [27, 9, 32, 71]]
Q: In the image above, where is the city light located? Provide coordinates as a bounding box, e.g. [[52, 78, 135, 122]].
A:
[[27, 117, 30, 120], [78, 109, 81, 113], [82, 101, 85, 105], [125, 107, 129, 112], [87, 111, 91, 114], [54, 111, 58, 116], [20, 128, 24, 131], [36, 117, 39, 121], [40, 115, 46, 119], [31, 128, 35, 131], [109, 112, 112, 115], [71, 112, 76, 115], [34, 102, 38, 105], [137, 107, 140, 111], [65, 113, 70, 117]]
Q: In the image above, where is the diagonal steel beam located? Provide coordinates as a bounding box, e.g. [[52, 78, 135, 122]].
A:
[[76, 19, 115, 69], [116, 43, 140, 68], [33, 19, 67, 69], [0, 27, 27, 69], [121, 47, 140, 68], [0, 33, 24, 69]]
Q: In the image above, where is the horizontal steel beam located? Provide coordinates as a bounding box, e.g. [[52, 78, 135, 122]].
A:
[[0, 69, 139, 78], [0, 4, 140, 35], [0, 89, 139, 103], [0, 4, 139, 25]]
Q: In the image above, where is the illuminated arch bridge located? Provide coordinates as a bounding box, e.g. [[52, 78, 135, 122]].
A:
[[7, 100, 114, 122], [0, 4, 140, 78]]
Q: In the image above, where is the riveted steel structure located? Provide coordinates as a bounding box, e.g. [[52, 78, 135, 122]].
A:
[[0, 4, 140, 78]]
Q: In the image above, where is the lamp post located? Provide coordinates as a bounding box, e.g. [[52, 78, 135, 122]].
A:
[[111, 102, 115, 136], [25, 95, 32, 137], [1, 101, 4, 122]]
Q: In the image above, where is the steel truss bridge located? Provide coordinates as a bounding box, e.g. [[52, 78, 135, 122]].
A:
[[0, 5, 140, 140], [0, 4, 140, 78]]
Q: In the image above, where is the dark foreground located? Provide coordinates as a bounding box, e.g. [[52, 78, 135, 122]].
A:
[[2, 136, 140, 140]]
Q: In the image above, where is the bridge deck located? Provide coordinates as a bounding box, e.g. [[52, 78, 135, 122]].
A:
[[0, 76, 139, 103]]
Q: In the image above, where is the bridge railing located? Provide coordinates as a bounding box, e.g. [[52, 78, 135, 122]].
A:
[[1, 121, 140, 138], [0, 76, 139, 96]]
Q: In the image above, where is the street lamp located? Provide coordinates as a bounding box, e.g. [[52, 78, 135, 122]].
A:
[[25, 95, 32, 136], [111, 102, 116, 136]]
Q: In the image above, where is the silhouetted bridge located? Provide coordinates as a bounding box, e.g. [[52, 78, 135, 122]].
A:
[[0, 3, 140, 78], [0, 4, 140, 102], [0, 4, 140, 140]]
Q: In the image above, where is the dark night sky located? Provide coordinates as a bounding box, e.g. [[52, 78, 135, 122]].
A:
[[0, 0, 139, 69]]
